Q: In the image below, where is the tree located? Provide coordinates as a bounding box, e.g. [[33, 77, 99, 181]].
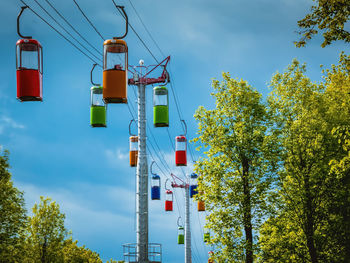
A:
[[267, 60, 332, 263], [62, 238, 102, 263], [320, 54, 350, 261], [193, 73, 278, 262], [259, 211, 310, 262], [262, 57, 350, 262], [295, 0, 350, 47], [23, 196, 111, 263], [0, 150, 27, 263], [24, 196, 67, 263]]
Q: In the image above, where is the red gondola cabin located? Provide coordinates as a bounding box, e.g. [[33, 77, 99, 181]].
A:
[[175, 136, 187, 166], [165, 190, 173, 211], [16, 39, 43, 101]]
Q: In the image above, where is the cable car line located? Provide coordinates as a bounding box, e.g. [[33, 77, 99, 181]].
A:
[[43, 0, 102, 56], [128, 94, 202, 261], [31, 0, 102, 63], [19, 0, 102, 67], [117, 0, 199, 168], [127, 99, 172, 182], [73, 0, 105, 41], [126, 0, 165, 58], [18, 0, 205, 259], [121, 4, 208, 261], [196, 205, 208, 257], [124, 2, 184, 122], [127, 91, 173, 177], [123, 4, 186, 128], [190, 208, 203, 263], [117, 0, 198, 167], [111, 0, 159, 64], [128, 83, 174, 174]]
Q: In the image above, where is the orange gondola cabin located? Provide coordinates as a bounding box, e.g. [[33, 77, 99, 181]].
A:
[[129, 136, 138, 167], [103, 39, 128, 104], [16, 39, 43, 101]]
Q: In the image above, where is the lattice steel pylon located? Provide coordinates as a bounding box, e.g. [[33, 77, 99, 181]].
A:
[[127, 57, 170, 263], [168, 173, 192, 263]]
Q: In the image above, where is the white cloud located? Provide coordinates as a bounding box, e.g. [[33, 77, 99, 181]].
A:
[[2, 116, 25, 129], [105, 147, 129, 168], [0, 116, 25, 134]]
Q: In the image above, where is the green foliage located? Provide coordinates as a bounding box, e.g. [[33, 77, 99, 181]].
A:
[[260, 56, 350, 262], [259, 212, 310, 262], [296, 0, 350, 47], [0, 150, 27, 263], [24, 196, 67, 263], [320, 54, 350, 261], [193, 73, 279, 262], [62, 238, 102, 263], [22, 196, 113, 263], [0, 151, 113, 262]]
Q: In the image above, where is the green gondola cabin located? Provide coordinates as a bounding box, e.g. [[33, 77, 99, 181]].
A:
[[153, 86, 169, 127], [90, 86, 106, 127], [178, 226, 184, 244]]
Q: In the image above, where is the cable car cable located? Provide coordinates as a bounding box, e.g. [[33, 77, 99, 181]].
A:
[[196, 206, 208, 257], [118, 0, 199, 167], [31, 0, 102, 63], [128, 84, 173, 174], [123, 1, 185, 125], [127, 92, 172, 175], [43, 0, 102, 56], [190, 203, 203, 263], [73, 0, 105, 41], [124, 0, 188, 133], [118, 0, 198, 165], [127, 92, 173, 177], [126, 0, 165, 58], [19, 0, 102, 67], [118, 16, 200, 255], [111, 0, 159, 64]]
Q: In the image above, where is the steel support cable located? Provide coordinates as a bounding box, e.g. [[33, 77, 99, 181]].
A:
[[196, 203, 208, 257], [147, 126, 172, 173], [127, 96, 184, 219], [166, 66, 185, 131], [166, 128, 176, 152], [118, 0, 197, 166], [147, 125, 172, 171], [190, 201, 202, 263], [31, 0, 102, 63], [124, 0, 185, 126], [126, 0, 165, 58], [128, 102, 186, 235], [121, 0, 189, 160], [129, 96, 196, 261], [43, 0, 102, 56], [128, 88, 173, 174], [111, 0, 159, 63], [73, 0, 105, 41], [144, 133, 184, 218], [19, 0, 102, 67], [122, 0, 198, 168]]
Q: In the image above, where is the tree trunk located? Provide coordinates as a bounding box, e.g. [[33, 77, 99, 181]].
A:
[[242, 159, 253, 263], [304, 174, 318, 263], [343, 170, 350, 261], [41, 239, 47, 263]]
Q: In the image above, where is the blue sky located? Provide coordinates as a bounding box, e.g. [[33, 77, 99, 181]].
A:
[[0, 0, 345, 262]]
